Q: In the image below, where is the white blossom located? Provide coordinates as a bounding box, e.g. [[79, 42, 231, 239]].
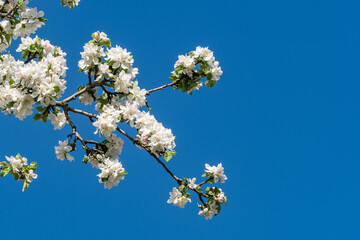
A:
[[198, 202, 218, 220], [167, 187, 191, 208], [188, 178, 197, 189], [106, 45, 133, 70], [205, 163, 227, 183], [105, 134, 124, 159], [97, 157, 126, 190], [48, 112, 67, 130], [78, 42, 105, 70], [5, 155, 25, 173], [55, 140, 74, 162], [93, 104, 121, 137], [174, 55, 195, 77], [25, 170, 38, 183]]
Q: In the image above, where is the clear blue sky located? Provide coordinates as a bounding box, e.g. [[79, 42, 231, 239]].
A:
[[1, 0, 360, 239]]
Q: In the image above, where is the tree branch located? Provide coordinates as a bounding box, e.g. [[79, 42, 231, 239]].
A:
[[146, 79, 181, 95]]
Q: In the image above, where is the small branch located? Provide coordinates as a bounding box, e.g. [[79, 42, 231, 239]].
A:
[[24, 55, 36, 64], [146, 79, 181, 95], [63, 106, 87, 147], [88, 71, 92, 85], [56, 81, 101, 105], [198, 179, 209, 186], [145, 100, 151, 112], [198, 194, 206, 205]]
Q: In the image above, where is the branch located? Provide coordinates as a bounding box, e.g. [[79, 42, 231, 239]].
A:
[[57, 81, 100, 105], [146, 79, 181, 95]]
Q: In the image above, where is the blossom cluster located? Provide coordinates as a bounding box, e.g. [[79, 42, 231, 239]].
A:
[[61, 0, 80, 9], [170, 46, 223, 94], [167, 163, 227, 220], [55, 132, 127, 190], [84, 134, 127, 190], [0, 0, 46, 52], [79, 32, 176, 157], [0, 153, 37, 191], [0, 36, 68, 120]]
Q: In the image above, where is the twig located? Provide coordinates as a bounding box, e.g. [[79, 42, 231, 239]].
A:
[[146, 79, 181, 95]]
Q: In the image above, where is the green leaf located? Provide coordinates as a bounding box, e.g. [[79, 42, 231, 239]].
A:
[[0, 162, 8, 167], [17, 0, 24, 6], [29, 162, 37, 170], [36, 106, 44, 112], [33, 113, 42, 122], [178, 184, 186, 192], [53, 85, 60, 93], [28, 44, 37, 53], [205, 79, 216, 88], [195, 186, 203, 193], [103, 40, 111, 48], [0, 165, 11, 177], [38, 17, 48, 22], [5, 34, 11, 45], [77, 85, 85, 91], [169, 75, 177, 81], [164, 150, 176, 162], [6, 101, 15, 108], [13, 173, 19, 181], [22, 180, 30, 192]]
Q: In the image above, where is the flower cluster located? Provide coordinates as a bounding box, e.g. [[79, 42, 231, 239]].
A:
[[170, 46, 223, 94], [167, 187, 191, 208], [0, 36, 67, 120], [97, 157, 127, 190], [197, 164, 228, 220], [0, 153, 37, 191], [204, 163, 227, 183], [0, 0, 46, 52], [61, 0, 80, 9], [167, 163, 227, 220], [78, 32, 175, 157]]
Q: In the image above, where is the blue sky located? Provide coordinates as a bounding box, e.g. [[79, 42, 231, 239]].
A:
[[1, 0, 360, 239]]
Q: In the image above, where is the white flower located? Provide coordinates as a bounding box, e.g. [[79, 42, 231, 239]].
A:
[[105, 134, 124, 158], [174, 55, 195, 77], [97, 158, 126, 190], [5, 155, 24, 173], [198, 202, 218, 220], [48, 112, 67, 130], [194, 46, 214, 65], [188, 178, 197, 189], [215, 188, 227, 203], [167, 187, 191, 208], [106, 45, 133, 70], [127, 85, 147, 106], [26, 170, 38, 183], [205, 163, 227, 183], [79, 88, 98, 105], [93, 104, 121, 137], [134, 111, 176, 155], [114, 71, 132, 93], [78, 42, 105, 70], [55, 140, 74, 162], [119, 102, 140, 126]]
